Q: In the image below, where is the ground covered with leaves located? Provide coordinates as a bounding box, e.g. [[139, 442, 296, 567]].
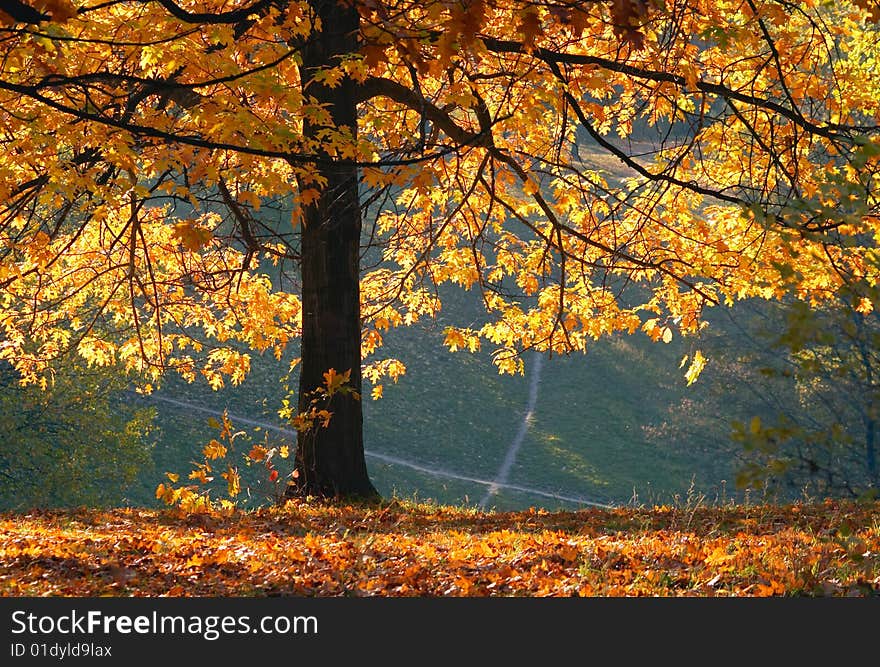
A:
[[1, 499, 878, 597]]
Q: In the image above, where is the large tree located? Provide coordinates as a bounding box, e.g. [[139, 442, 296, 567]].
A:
[[0, 0, 878, 500]]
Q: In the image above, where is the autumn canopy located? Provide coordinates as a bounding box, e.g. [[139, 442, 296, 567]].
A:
[[0, 0, 878, 498]]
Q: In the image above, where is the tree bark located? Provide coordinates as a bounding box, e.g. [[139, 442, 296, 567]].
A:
[[287, 0, 378, 500]]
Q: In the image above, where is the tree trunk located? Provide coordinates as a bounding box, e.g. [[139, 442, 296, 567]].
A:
[[287, 0, 378, 500]]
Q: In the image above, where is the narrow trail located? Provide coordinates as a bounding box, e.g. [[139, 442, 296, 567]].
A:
[[140, 392, 612, 509], [479, 351, 543, 510]]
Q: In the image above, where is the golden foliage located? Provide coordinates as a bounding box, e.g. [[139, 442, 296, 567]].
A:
[[0, 0, 878, 392]]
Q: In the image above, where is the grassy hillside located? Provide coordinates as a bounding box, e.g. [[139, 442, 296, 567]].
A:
[[129, 285, 747, 512], [1, 499, 877, 596]]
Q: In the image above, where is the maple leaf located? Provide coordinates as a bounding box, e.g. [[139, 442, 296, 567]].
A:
[[248, 445, 268, 462], [203, 439, 227, 460], [855, 297, 873, 314], [189, 468, 211, 484], [517, 9, 542, 49], [299, 188, 321, 207], [172, 221, 213, 252], [323, 368, 351, 396], [610, 0, 649, 27], [620, 28, 646, 50], [609, 0, 649, 50]]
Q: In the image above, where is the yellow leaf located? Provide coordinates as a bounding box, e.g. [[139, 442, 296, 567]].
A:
[[684, 350, 706, 386], [855, 298, 873, 314], [222, 466, 241, 497], [661, 327, 673, 344], [155, 483, 176, 505], [189, 469, 210, 484], [279, 445, 290, 459], [165, 472, 179, 483], [371, 384, 383, 400], [444, 328, 466, 352], [172, 221, 213, 252], [523, 178, 539, 195], [203, 439, 227, 460]]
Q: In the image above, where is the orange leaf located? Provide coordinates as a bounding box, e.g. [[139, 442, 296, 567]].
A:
[[248, 445, 268, 462]]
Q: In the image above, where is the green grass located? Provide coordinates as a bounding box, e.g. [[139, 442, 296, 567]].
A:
[[509, 337, 739, 507]]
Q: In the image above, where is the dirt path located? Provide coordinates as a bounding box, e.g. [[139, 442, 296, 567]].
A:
[[479, 351, 543, 510]]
